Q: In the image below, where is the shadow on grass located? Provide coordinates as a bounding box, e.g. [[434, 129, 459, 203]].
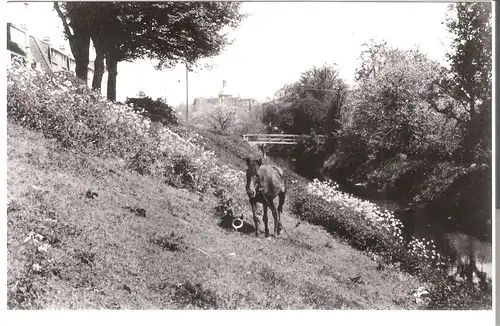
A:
[[218, 216, 256, 236], [173, 281, 219, 309], [151, 232, 186, 252]]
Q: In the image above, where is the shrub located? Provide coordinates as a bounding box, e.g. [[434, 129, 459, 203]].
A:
[[293, 134, 329, 179], [426, 277, 492, 310], [291, 179, 447, 276], [126, 95, 178, 126], [7, 61, 247, 198], [8, 62, 149, 158], [7, 228, 59, 309]]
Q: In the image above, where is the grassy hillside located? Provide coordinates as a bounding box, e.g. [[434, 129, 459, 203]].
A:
[[7, 122, 422, 309]]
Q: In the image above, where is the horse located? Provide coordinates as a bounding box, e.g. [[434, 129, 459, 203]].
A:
[[245, 157, 287, 237]]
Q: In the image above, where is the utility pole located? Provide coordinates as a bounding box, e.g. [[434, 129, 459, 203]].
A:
[[185, 63, 189, 123], [23, 2, 31, 67]]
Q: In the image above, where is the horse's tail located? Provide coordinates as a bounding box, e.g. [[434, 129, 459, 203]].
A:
[[279, 168, 287, 194], [278, 191, 285, 215]]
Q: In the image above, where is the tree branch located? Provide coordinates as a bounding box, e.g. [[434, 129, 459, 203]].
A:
[[439, 83, 470, 114], [427, 97, 465, 123], [53, 2, 73, 41]]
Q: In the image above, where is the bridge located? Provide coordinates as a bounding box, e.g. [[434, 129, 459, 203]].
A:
[[241, 134, 326, 145]]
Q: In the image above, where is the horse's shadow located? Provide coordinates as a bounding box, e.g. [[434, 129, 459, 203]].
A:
[[218, 216, 255, 235]]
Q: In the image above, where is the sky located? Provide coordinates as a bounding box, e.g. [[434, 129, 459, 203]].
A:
[[7, 1, 452, 107]]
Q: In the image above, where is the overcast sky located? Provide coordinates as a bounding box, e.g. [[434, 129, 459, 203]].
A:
[[7, 1, 452, 106]]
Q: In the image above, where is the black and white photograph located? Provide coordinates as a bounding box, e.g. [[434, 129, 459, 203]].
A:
[[5, 0, 494, 317]]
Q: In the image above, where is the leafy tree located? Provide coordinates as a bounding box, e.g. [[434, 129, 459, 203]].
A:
[[294, 132, 328, 179], [438, 2, 492, 284], [262, 65, 349, 135], [349, 42, 457, 160], [429, 2, 492, 164], [260, 65, 348, 180], [125, 93, 178, 126], [54, 2, 245, 101]]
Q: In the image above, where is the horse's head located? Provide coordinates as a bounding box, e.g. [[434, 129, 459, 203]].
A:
[[245, 157, 262, 199]]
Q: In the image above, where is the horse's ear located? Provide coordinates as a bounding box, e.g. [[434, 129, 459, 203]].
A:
[[245, 157, 252, 167], [257, 158, 262, 166]]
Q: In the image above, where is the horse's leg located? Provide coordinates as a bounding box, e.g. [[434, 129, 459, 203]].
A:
[[250, 201, 259, 237], [262, 202, 270, 237], [277, 192, 285, 235], [268, 198, 279, 236]]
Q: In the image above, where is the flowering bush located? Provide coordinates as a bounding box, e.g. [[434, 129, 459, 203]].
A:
[[306, 179, 405, 242], [8, 228, 56, 309], [425, 274, 492, 309], [410, 286, 430, 306], [8, 60, 149, 158], [7, 60, 249, 199], [293, 178, 447, 276]]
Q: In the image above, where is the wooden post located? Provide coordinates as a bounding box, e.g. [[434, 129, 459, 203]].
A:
[[260, 144, 266, 158]]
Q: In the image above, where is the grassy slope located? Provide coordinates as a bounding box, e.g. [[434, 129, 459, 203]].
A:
[[7, 122, 422, 309]]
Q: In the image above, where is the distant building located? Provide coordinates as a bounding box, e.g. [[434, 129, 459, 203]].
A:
[[192, 80, 256, 112], [7, 22, 95, 87]]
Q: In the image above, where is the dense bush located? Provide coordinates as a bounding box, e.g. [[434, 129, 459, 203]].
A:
[[291, 179, 446, 276], [426, 277, 492, 310], [8, 61, 147, 157], [126, 94, 178, 126], [171, 124, 261, 170], [261, 65, 348, 135], [7, 60, 246, 198], [293, 134, 329, 180]]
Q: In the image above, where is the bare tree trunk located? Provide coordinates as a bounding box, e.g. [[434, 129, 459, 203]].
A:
[[106, 55, 118, 102], [73, 34, 90, 81], [91, 37, 105, 90], [466, 238, 476, 284]]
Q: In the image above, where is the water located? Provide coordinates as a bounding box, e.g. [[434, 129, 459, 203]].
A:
[[371, 198, 493, 281], [478, 262, 492, 276]]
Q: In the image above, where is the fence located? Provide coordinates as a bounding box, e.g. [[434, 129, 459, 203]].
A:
[[241, 134, 326, 145]]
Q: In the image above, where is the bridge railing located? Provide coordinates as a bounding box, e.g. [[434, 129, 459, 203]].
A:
[[242, 134, 326, 145]]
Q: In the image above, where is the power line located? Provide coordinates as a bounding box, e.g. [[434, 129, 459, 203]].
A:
[[296, 85, 340, 93]]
